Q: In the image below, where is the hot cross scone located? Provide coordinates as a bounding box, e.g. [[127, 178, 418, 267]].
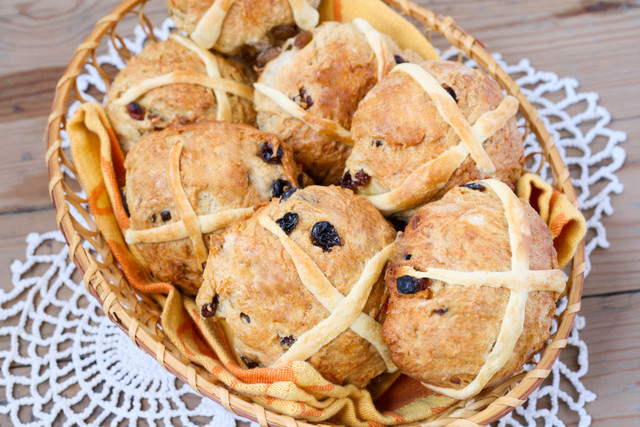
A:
[[106, 35, 255, 153], [344, 60, 524, 220], [168, 0, 321, 55], [196, 185, 397, 387], [254, 20, 422, 185], [382, 180, 564, 399], [124, 121, 303, 295]]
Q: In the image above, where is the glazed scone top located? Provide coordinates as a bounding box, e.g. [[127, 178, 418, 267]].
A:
[[345, 60, 524, 218], [196, 185, 397, 386], [124, 120, 301, 294], [383, 180, 564, 399], [254, 19, 402, 145], [106, 35, 255, 153], [254, 21, 419, 184], [168, 0, 321, 55]]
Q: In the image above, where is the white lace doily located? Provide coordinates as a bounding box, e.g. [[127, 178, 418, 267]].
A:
[[1, 18, 625, 427]]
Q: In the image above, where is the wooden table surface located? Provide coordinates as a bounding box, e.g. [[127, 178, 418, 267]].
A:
[[1, 0, 638, 425]]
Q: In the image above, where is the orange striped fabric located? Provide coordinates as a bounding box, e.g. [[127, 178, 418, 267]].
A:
[[68, 103, 172, 295], [517, 173, 586, 269]]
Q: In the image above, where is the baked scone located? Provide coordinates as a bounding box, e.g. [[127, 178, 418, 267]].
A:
[[254, 20, 421, 185], [168, 0, 321, 55], [382, 179, 565, 399], [344, 60, 524, 220], [196, 185, 397, 387], [124, 120, 303, 295], [106, 35, 255, 153]]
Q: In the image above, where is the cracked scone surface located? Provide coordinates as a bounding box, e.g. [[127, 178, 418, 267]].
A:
[[255, 21, 416, 185], [168, 0, 321, 55], [382, 184, 558, 390], [106, 38, 255, 153], [125, 121, 301, 295], [345, 60, 524, 219], [196, 185, 396, 387]]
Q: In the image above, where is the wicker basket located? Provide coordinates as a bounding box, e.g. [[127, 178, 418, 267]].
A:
[[44, 0, 586, 425]]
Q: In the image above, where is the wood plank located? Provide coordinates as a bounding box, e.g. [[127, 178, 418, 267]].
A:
[[585, 119, 640, 296], [0, 117, 54, 214], [0, 209, 58, 293], [580, 292, 640, 426], [0, 0, 168, 214], [0, 67, 65, 123], [0, 0, 168, 74]]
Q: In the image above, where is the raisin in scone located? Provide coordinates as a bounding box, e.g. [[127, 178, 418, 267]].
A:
[[168, 0, 321, 55], [254, 20, 422, 185], [106, 36, 255, 153], [344, 60, 524, 220], [382, 180, 564, 399], [124, 121, 303, 295], [196, 185, 397, 387]]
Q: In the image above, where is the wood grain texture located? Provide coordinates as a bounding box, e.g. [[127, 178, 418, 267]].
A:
[[0, 210, 58, 287], [0, 117, 54, 214], [0, 0, 638, 425], [581, 292, 640, 425]]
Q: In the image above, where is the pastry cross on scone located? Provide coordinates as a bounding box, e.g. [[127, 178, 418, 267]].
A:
[[397, 179, 565, 400], [169, 34, 232, 121], [112, 34, 253, 118], [253, 18, 394, 148], [352, 18, 394, 81], [124, 140, 254, 272], [363, 63, 520, 215], [253, 82, 354, 145], [191, 0, 320, 50], [259, 215, 398, 372]]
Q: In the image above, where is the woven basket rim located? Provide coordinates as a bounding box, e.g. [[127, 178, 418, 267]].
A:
[[44, 0, 586, 425]]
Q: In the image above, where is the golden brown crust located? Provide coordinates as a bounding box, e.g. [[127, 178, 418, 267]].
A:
[[168, 0, 321, 55], [255, 21, 414, 185], [106, 38, 255, 153], [382, 184, 559, 391], [196, 185, 396, 386], [346, 60, 524, 219], [125, 121, 302, 295]]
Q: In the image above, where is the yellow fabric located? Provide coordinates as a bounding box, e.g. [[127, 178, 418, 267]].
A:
[[67, 103, 173, 295], [319, 0, 440, 60], [517, 173, 586, 269]]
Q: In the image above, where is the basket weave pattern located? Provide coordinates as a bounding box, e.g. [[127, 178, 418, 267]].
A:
[[44, 0, 586, 425]]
